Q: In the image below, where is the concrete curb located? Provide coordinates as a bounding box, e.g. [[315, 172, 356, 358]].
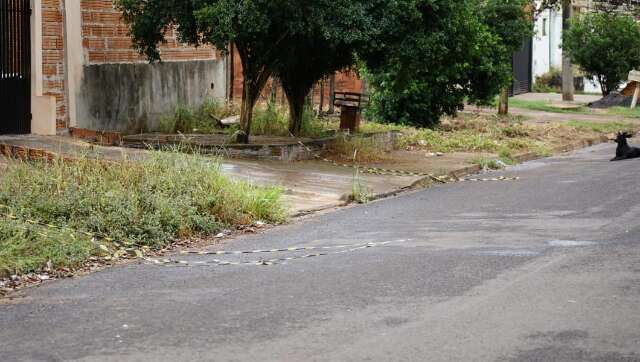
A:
[[291, 135, 612, 217]]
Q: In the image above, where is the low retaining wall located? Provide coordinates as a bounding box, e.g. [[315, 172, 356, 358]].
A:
[[120, 131, 402, 162]]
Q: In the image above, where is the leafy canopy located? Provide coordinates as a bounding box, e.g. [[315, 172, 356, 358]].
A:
[[362, 0, 533, 128], [563, 12, 640, 96]]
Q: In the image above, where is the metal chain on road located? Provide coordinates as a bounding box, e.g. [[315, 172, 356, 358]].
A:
[[145, 240, 406, 267], [0, 205, 407, 268], [292, 139, 520, 183]]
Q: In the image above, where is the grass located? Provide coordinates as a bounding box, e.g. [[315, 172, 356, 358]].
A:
[[328, 134, 391, 163], [565, 120, 638, 133], [508, 99, 591, 114], [470, 157, 506, 170], [159, 99, 238, 134], [606, 106, 640, 118], [508, 99, 640, 119], [397, 115, 551, 156], [0, 150, 285, 277]]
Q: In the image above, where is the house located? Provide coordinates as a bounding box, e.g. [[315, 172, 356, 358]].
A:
[[1, 0, 227, 136], [529, 0, 603, 94]]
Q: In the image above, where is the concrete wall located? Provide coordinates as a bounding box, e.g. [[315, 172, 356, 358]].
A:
[[76, 59, 226, 132]]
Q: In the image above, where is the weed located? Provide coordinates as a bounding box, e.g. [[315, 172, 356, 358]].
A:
[[329, 134, 390, 163], [0, 151, 285, 277], [508, 99, 591, 114], [566, 120, 638, 133], [159, 99, 238, 134], [470, 157, 505, 170]]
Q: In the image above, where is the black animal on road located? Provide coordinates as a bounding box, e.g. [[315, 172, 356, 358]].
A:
[[612, 132, 640, 161]]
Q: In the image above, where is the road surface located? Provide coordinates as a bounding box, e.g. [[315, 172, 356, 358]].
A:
[[1, 143, 639, 361]]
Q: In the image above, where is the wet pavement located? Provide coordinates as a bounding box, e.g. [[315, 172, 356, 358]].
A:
[[0, 135, 424, 214], [1, 142, 639, 361]]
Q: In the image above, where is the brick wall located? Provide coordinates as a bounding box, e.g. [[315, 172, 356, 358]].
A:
[[231, 48, 364, 111], [41, 0, 67, 130], [80, 0, 215, 64]]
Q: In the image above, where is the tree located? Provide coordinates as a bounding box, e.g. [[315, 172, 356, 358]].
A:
[[539, 0, 640, 101], [481, 0, 535, 115], [361, 0, 532, 128], [563, 12, 640, 96], [270, 1, 375, 136], [117, 0, 291, 143]]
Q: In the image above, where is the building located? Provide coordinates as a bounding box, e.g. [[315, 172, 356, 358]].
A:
[[1, 0, 227, 136], [530, 0, 603, 94]]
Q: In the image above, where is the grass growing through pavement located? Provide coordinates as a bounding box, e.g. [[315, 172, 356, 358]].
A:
[[0, 151, 285, 277]]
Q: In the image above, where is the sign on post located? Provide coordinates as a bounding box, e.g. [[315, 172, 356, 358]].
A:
[[629, 70, 640, 109]]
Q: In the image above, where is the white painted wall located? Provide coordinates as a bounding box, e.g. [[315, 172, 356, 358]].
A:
[[532, 8, 563, 80]]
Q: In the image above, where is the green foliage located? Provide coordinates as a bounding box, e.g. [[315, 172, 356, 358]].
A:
[[508, 99, 590, 114], [533, 67, 562, 93], [563, 12, 640, 96], [565, 120, 638, 133], [397, 115, 551, 157], [362, 0, 533, 128], [250, 102, 333, 138], [0, 152, 285, 252], [0, 219, 95, 277], [270, 1, 378, 135], [329, 134, 390, 163], [470, 157, 506, 170], [159, 100, 237, 134]]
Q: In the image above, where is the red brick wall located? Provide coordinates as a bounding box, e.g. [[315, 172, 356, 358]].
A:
[[231, 48, 364, 111], [80, 0, 215, 64], [42, 0, 67, 130]]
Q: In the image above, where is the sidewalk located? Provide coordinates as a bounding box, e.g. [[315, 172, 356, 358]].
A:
[[0, 135, 427, 215]]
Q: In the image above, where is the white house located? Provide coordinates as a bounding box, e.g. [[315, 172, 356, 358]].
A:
[[530, 1, 602, 94]]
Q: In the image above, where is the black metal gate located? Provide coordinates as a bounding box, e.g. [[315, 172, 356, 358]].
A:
[[510, 38, 533, 96], [1, 0, 31, 134]]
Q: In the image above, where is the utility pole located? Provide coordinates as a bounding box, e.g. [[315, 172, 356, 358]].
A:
[[562, 0, 574, 101]]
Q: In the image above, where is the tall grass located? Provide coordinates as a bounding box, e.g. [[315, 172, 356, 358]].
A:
[[159, 99, 238, 134], [0, 151, 285, 276]]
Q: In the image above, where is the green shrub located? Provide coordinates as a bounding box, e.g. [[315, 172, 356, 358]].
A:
[[159, 100, 238, 134], [533, 67, 561, 93], [563, 12, 640, 96]]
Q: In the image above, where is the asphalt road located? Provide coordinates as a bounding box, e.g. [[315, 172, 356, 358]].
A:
[[1, 143, 640, 362]]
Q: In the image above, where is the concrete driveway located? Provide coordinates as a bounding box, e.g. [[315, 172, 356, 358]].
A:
[[1, 143, 640, 361]]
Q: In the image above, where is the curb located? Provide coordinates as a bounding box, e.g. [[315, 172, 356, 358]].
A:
[[291, 135, 613, 217]]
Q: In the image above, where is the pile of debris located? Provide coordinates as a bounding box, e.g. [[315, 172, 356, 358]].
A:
[[589, 82, 635, 109]]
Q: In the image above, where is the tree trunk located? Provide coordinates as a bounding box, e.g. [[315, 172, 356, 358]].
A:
[[285, 88, 309, 136], [270, 77, 278, 104], [562, 0, 574, 102], [498, 88, 509, 115], [319, 80, 325, 115], [328, 74, 336, 114], [235, 47, 271, 144], [238, 82, 256, 144]]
